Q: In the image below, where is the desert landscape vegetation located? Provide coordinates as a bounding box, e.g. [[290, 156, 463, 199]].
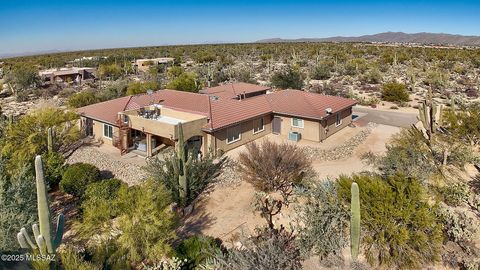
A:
[[1, 6, 480, 269]]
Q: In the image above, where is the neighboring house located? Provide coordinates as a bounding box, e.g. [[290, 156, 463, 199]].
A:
[[39, 67, 96, 84], [133, 57, 175, 72], [77, 83, 357, 157]]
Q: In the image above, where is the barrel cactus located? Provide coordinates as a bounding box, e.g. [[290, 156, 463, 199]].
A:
[[17, 155, 64, 255]]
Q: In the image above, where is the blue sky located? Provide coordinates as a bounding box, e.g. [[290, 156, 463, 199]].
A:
[[1, 0, 479, 55]]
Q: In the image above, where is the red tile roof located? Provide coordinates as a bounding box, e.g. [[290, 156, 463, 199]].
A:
[[200, 82, 270, 98], [266, 90, 358, 119], [77, 86, 356, 131]]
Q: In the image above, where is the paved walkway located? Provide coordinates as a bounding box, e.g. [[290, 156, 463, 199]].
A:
[[353, 106, 418, 127]]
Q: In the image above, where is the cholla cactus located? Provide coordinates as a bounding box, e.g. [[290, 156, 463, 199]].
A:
[[17, 155, 64, 255]]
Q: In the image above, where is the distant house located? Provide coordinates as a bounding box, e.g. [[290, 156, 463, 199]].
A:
[[39, 67, 96, 84], [77, 83, 357, 157], [133, 57, 175, 72]]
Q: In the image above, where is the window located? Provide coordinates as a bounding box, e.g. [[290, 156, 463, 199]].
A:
[[253, 117, 265, 134], [226, 125, 241, 144], [103, 124, 113, 139], [335, 113, 342, 127], [292, 118, 304, 128]]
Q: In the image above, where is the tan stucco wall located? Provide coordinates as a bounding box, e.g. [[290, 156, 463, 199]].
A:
[[87, 119, 118, 146], [320, 107, 353, 140], [273, 115, 321, 142], [212, 115, 272, 152]]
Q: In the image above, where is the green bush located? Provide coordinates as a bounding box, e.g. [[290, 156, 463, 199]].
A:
[[60, 163, 101, 197], [176, 235, 222, 268], [78, 179, 126, 237], [42, 152, 66, 188], [126, 81, 160, 95], [381, 82, 409, 102], [440, 183, 470, 207], [298, 181, 349, 260], [60, 245, 101, 270], [311, 63, 332, 80], [67, 92, 98, 108], [337, 173, 442, 269], [271, 67, 304, 89]]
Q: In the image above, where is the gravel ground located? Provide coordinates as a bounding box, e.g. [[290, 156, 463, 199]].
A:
[[303, 122, 378, 161], [66, 146, 148, 185]]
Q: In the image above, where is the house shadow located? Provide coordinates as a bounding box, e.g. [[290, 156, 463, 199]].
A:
[[175, 198, 217, 243], [100, 170, 115, 179]]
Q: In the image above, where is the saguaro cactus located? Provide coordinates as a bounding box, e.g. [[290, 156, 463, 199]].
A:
[[174, 123, 192, 206], [417, 88, 443, 142], [47, 127, 54, 154], [17, 155, 64, 255], [350, 182, 360, 261]]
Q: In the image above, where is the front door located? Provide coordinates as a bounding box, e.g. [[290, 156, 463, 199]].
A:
[[85, 118, 94, 137], [272, 117, 281, 134]]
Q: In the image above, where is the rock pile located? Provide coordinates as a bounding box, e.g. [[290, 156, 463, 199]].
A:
[[303, 122, 377, 161]]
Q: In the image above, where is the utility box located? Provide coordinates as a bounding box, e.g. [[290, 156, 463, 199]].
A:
[[288, 131, 301, 142]]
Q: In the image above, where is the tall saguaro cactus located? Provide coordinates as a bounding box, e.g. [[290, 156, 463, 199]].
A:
[[417, 88, 443, 142], [17, 155, 64, 256], [47, 127, 54, 154], [174, 123, 192, 206], [350, 182, 360, 261]]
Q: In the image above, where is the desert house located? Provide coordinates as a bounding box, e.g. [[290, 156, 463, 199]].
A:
[[133, 57, 175, 72], [77, 83, 357, 157], [39, 67, 96, 84]]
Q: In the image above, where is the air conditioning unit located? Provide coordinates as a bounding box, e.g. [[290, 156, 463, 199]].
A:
[[288, 131, 301, 142]]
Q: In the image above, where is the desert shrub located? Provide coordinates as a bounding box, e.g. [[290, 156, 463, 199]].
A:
[[337, 173, 442, 269], [443, 103, 480, 146], [298, 180, 349, 260], [114, 179, 177, 263], [0, 160, 37, 251], [79, 179, 177, 267], [176, 235, 222, 268], [60, 245, 101, 270], [207, 228, 302, 270], [147, 151, 228, 207], [142, 257, 188, 270], [381, 82, 409, 102], [238, 140, 312, 194], [78, 178, 127, 236], [166, 72, 199, 92], [271, 67, 304, 89], [98, 63, 122, 80], [362, 68, 382, 84], [60, 162, 101, 197], [311, 63, 332, 80], [363, 129, 438, 182], [437, 207, 478, 244], [42, 152, 66, 187], [126, 81, 161, 95], [440, 182, 470, 207], [67, 91, 98, 108], [0, 107, 79, 172]]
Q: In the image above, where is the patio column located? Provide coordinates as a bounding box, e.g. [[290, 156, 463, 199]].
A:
[[146, 133, 152, 157]]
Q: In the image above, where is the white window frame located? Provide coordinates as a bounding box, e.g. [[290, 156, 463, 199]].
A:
[[335, 112, 342, 127], [103, 123, 113, 139], [226, 125, 242, 144], [291, 117, 304, 128], [253, 117, 265, 134]]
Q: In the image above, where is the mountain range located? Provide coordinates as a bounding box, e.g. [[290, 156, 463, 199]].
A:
[[256, 32, 480, 47]]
